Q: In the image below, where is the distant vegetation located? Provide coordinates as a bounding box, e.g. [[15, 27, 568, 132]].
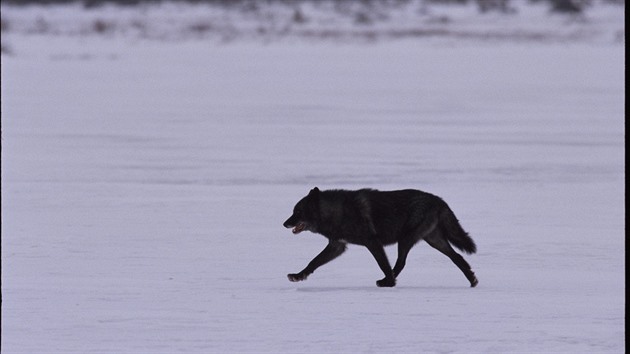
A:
[[1, 0, 624, 45], [1, 0, 625, 14]]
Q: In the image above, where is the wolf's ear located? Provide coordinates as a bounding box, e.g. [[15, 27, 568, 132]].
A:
[[308, 187, 320, 201]]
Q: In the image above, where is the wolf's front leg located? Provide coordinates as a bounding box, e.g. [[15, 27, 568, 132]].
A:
[[365, 241, 396, 287], [287, 272, 309, 282], [288, 240, 346, 282]]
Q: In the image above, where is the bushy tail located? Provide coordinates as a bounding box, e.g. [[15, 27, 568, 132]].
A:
[[439, 207, 476, 254]]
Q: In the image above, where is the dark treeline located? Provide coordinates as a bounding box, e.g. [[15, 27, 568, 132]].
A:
[[0, 0, 625, 14]]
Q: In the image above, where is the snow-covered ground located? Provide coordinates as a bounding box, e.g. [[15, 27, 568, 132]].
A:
[[1, 2, 625, 353]]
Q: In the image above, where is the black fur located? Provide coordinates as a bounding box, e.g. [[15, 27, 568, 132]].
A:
[[283, 187, 478, 287]]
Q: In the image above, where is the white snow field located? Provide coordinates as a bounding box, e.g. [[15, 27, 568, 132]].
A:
[[1, 3, 625, 354]]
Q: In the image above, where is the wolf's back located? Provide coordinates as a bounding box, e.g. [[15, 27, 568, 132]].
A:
[[439, 206, 477, 254]]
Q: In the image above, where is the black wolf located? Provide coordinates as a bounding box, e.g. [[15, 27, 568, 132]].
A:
[[283, 187, 478, 288]]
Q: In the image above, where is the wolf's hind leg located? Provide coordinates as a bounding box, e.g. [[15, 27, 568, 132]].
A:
[[394, 218, 437, 278], [288, 240, 346, 282], [425, 232, 478, 287]]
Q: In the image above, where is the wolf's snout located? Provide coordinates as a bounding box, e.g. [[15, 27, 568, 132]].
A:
[[284, 216, 306, 234], [291, 222, 306, 234]]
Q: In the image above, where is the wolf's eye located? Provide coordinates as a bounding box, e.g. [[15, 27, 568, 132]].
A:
[[294, 210, 301, 216]]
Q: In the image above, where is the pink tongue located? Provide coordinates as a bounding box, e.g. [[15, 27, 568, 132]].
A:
[[292, 223, 304, 234]]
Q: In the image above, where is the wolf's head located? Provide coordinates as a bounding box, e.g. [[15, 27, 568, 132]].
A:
[[283, 187, 320, 235]]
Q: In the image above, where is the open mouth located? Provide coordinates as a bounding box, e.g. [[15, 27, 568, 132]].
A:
[[292, 222, 306, 234]]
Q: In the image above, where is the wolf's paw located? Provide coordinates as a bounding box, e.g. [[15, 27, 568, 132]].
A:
[[287, 273, 308, 282], [470, 277, 479, 288], [376, 277, 396, 287]]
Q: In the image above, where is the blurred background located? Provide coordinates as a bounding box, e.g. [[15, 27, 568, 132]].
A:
[[1, 0, 625, 50]]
